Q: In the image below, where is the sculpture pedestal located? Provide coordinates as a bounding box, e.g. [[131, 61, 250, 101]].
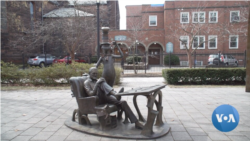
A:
[[65, 115, 171, 140]]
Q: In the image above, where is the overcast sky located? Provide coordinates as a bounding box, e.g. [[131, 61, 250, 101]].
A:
[[118, 0, 165, 30]]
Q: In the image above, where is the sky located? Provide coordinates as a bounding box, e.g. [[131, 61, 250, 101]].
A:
[[118, 0, 165, 30]]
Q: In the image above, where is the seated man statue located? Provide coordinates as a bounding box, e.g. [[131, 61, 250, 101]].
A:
[[84, 67, 143, 129]]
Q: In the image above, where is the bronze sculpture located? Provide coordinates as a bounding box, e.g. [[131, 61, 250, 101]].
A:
[[84, 67, 143, 129], [65, 27, 170, 139], [96, 27, 123, 87]]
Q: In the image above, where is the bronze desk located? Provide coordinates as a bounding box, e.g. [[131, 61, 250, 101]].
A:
[[116, 85, 166, 136]]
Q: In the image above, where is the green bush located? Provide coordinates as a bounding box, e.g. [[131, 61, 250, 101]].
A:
[[1, 61, 122, 86], [114, 66, 122, 85], [91, 56, 98, 63], [126, 56, 142, 64], [162, 68, 246, 85], [1, 61, 26, 84], [164, 54, 180, 65], [24, 62, 93, 85], [97, 65, 122, 85]]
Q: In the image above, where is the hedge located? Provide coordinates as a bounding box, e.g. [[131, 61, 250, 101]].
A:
[[126, 56, 142, 64], [1, 61, 122, 86], [162, 68, 246, 85], [164, 54, 180, 65]]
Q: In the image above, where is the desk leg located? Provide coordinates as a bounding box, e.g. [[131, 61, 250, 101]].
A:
[[141, 95, 159, 136], [133, 95, 146, 122], [154, 90, 164, 126], [155, 105, 163, 126], [141, 110, 158, 136]]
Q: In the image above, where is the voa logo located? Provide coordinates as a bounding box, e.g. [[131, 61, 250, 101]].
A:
[[212, 105, 239, 132], [216, 114, 235, 123]]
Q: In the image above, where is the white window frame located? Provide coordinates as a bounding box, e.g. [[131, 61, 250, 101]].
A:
[[230, 11, 240, 22], [180, 36, 189, 49], [208, 35, 217, 49], [149, 15, 157, 26], [192, 35, 205, 49], [192, 12, 205, 23], [229, 35, 239, 49], [209, 11, 218, 23], [180, 12, 189, 23]]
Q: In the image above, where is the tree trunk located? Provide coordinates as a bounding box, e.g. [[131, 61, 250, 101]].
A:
[[70, 52, 75, 62], [187, 52, 193, 68], [133, 55, 137, 74], [133, 45, 137, 74]]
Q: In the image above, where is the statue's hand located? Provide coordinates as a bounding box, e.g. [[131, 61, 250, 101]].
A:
[[97, 77, 105, 84]]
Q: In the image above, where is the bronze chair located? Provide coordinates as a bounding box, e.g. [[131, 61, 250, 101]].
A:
[[70, 74, 124, 127]]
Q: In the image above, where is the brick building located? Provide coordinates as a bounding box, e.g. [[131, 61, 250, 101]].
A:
[[1, 0, 120, 63], [109, 1, 248, 66]]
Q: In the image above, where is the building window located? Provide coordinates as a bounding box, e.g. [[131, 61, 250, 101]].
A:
[[193, 36, 205, 49], [180, 36, 189, 49], [149, 15, 157, 26], [209, 11, 218, 23], [192, 12, 205, 23], [230, 11, 240, 22], [208, 35, 217, 49], [180, 12, 189, 23], [229, 35, 238, 49]]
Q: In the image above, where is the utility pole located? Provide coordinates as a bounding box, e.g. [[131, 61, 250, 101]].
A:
[[246, 2, 250, 92], [96, 0, 100, 59], [42, 2, 45, 54]]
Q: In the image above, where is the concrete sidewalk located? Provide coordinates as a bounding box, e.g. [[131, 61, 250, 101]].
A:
[[1, 77, 250, 141]]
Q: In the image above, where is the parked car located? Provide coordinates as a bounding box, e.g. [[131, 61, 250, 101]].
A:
[[208, 54, 218, 65], [53, 56, 86, 64], [27, 54, 56, 67], [208, 54, 238, 66]]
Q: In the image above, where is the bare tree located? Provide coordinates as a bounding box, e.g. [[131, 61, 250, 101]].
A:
[[166, 1, 248, 68], [9, 21, 53, 55], [126, 13, 146, 74], [54, 17, 95, 60], [126, 6, 164, 73], [9, 1, 96, 61]]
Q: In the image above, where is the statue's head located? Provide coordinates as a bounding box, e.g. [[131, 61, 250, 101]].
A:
[[89, 67, 98, 80], [100, 27, 113, 56], [101, 42, 113, 56]]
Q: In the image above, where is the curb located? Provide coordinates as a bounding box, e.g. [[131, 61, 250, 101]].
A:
[[122, 73, 162, 77]]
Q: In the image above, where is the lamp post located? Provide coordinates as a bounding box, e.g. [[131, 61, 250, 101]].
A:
[[96, 0, 100, 59]]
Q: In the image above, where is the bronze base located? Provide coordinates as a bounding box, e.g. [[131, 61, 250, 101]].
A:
[[64, 115, 171, 140]]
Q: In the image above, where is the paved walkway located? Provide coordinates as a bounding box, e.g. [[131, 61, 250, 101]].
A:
[[1, 77, 250, 141]]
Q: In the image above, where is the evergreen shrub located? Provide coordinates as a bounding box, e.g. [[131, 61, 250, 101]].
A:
[[164, 54, 180, 65], [1, 61, 122, 86], [162, 68, 246, 85], [126, 56, 142, 64]]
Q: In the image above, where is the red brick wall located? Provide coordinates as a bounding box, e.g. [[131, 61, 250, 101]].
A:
[[164, 1, 248, 54], [1, 1, 120, 63], [126, 5, 164, 30], [124, 1, 248, 54], [109, 29, 165, 51], [126, 5, 142, 17], [110, 1, 248, 65]]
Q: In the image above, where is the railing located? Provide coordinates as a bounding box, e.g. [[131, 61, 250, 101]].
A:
[[114, 51, 247, 74], [1, 50, 247, 74]]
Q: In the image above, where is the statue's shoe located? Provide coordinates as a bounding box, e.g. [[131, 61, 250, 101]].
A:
[[118, 87, 124, 93]]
